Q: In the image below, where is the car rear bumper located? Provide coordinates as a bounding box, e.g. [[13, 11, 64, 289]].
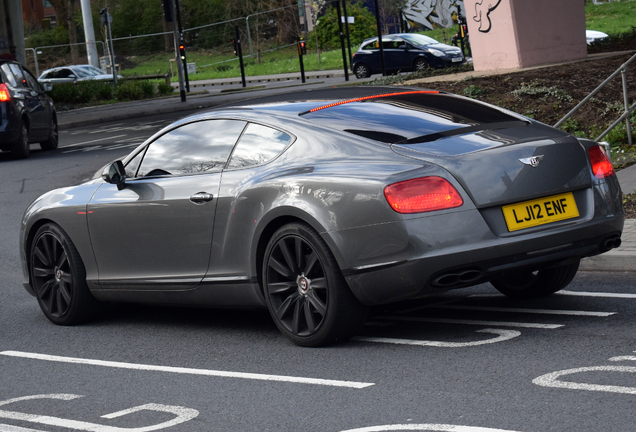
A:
[[342, 214, 623, 305]]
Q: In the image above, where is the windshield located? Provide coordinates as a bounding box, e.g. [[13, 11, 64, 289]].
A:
[[402, 34, 440, 47]]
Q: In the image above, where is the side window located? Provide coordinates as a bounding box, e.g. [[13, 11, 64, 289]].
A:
[[136, 119, 246, 177], [227, 123, 291, 169], [1, 64, 17, 86], [362, 41, 378, 50], [8, 64, 26, 87], [124, 149, 145, 178], [23, 69, 41, 91]]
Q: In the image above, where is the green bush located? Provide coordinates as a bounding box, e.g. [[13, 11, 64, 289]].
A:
[[314, 2, 377, 50], [115, 81, 143, 100], [138, 80, 156, 98], [157, 82, 174, 95], [47, 79, 169, 105]]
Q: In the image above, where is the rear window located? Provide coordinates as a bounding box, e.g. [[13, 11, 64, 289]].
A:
[[301, 92, 524, 145]]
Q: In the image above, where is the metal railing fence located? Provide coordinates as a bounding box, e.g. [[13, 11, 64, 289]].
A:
[[555, 52, 636, 146]]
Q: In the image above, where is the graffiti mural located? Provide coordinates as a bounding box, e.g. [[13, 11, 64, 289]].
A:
[[473, 0, 502, 32], [403, 0, 466, 31]]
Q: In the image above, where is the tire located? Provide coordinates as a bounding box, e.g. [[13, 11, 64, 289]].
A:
[[413, 58, 429, 72], [11, 122, 30, 159], [353, 63, 371, 78], [262, 223, 368, 347], [490, 261, 580, 299], [40, 115, 59, 151], [29, 223, 102, 325]]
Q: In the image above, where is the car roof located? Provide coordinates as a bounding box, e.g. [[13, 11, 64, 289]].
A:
[[196, 86, 524, 145]]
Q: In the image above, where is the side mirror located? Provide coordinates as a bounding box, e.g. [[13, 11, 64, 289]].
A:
[[43, 83, 52, 92], [102, 160, 127, 190], [399, 44, 407, 50]]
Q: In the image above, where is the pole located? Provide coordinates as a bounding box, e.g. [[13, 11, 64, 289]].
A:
[[373, 0, 385, 76], [341, 0, 352, 66], [235, 26, 246, 88], [174, 0, 189, 92], [171, 0, 186, 101], [102, 8, 118, 85], [333, 1, 349, 81], [79, 0, 99, 68]]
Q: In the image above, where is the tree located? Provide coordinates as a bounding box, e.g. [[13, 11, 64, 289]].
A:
[[315, 1, 377, 50], [378, 0, 407, 34]]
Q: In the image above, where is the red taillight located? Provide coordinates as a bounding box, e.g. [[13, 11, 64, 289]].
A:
[[384, 176, 463, 214], [0, 83, 9, 102], [588, 145, 615, 179]]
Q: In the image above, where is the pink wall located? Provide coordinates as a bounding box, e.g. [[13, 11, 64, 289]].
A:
[[464, 0, 587, 71]]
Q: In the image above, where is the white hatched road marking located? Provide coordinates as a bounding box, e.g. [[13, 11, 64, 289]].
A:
[[0, 394, 198, 432], [61, 135, 127, 148], [0, 351, 374, 389], [0, 424, 47, 432], [378, 316, 563, 329], [340, 424, 523, 431], [433, 304, 615, 317], [354, 329, 520, 347], [558, 290, 636, 299], [533, 366, 636, 395]]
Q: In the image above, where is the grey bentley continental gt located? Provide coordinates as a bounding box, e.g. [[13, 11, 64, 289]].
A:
[[20, 86, 624, 346]]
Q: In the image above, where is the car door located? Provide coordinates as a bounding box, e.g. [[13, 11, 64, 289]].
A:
[[382, 39, 409, 72], [8, 64, 49, 140], [87, 119, 247, 290], [21, 67, 51, 140]]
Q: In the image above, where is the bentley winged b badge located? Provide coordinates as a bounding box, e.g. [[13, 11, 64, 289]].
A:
[[519, 155, 544, 168]]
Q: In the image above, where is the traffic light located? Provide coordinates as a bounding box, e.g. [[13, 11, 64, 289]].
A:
[[298, 39, 307, 56], [179, 43, 186, 60]]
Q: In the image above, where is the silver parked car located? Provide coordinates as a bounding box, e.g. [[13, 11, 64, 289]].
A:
[[20, 87, 624, 346], [38, 65, 122, 85]]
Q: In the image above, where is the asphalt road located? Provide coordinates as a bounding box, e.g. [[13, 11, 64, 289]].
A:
[[1, 117, 636, 432]]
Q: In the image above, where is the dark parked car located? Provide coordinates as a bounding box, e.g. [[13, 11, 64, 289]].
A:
[[0, 60, 58, 158], [20, 87, 624, 347], [351, 33, 465, 78]]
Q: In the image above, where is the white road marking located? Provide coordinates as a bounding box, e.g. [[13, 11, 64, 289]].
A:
[[558, 290, 636, 299], [0, 394, 198, 432], [354, 329, 520, 347], [340, 423, 523, 431], [533, 366, 636, 395], [609, 356, 636, 361], [433, 305, 615, 317], [0, 351, 374, 389], [0, 424, 48, 432], [378, 316, 563, 329], [61, 135, 127, 148]]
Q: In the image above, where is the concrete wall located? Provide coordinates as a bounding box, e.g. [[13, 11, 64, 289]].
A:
[[464, 0, 587, 71]]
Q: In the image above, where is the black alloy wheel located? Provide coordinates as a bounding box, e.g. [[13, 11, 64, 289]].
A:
[[413, 58, 429, 71], [263, 223, 368, 347], [30, 223, 101, 325], [353, 63, 371, 78], [40, 115, 58, 150], [490, 261, 580, 299], [11, 122, 30, 159]]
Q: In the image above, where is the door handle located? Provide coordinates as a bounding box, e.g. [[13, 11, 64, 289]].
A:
[[189, 192, 214, 204]]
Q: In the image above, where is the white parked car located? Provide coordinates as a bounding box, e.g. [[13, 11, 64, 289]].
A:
[[38, 65, 123, 85], [586, 30, 609, 45]]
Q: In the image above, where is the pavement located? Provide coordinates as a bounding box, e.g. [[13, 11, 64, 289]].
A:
[[55, 55, 636, 273]]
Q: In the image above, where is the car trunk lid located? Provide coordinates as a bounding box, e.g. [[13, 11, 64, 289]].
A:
[[391, 124, 592, 208]]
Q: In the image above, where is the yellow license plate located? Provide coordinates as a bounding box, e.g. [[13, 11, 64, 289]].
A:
[[502, 192, 579, 232]]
